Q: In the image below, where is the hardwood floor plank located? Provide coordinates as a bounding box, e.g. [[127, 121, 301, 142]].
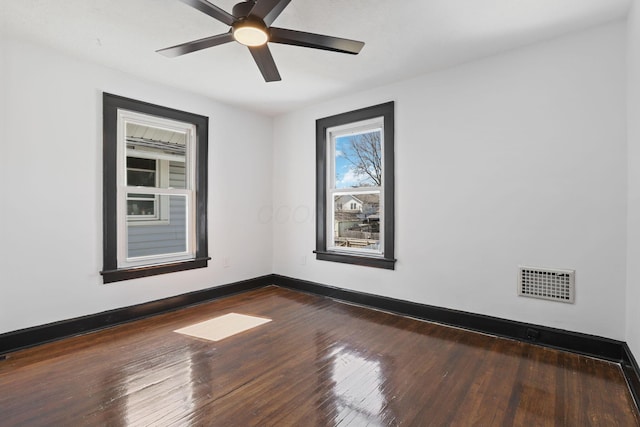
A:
[[0, 286, 637, 426]]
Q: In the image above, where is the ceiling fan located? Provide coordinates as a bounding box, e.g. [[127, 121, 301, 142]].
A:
[[157, 0, 365, 82]]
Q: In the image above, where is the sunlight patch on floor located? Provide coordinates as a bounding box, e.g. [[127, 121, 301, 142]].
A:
[[174, 313, 272, 342]]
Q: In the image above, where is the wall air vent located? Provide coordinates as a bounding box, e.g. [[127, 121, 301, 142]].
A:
[[518, 266, 575, 303]]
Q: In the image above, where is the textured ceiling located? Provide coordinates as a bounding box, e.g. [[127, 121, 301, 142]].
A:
[[0, 0, 632, 115]]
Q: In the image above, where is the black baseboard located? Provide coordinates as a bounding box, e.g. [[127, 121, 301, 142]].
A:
[[2, 273, 622, 361], [274, 274, 624, 361], [2, 272, 639, 409], [623, 343, 640, 409], [0, 275, 272, 356]]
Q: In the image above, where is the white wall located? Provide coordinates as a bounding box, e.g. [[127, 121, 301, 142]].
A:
[[0, 36, 273, 334], [627, 1, 640, 355], [0, 20, 631, 342], [273, 22, 628, 339]]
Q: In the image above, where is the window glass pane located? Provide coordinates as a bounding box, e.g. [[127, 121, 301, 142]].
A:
[[126, 194, 187, 258], [127, 168, 156, 187], [127, 157, 155, 170], [334, 130, 382, 189], [333, 192, 380, 250], [126, 122, 187, 190]]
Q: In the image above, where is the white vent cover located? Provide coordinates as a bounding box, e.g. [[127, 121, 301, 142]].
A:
[[518, 266, 575, 303]]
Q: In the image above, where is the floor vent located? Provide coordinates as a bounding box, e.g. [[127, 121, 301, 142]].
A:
[[518, 266, 575, 303]]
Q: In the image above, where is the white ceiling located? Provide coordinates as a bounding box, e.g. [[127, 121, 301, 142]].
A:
[[1, 0, 632, 116]]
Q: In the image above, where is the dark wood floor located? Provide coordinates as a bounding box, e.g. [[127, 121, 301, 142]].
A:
[[0, 286, 638, 426]]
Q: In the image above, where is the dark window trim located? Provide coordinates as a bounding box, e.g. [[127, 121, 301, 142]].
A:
[[101, 93, 209, 283], [315, 101, 396, 269]]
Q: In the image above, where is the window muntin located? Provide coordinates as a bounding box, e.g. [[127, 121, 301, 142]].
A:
[[315, 102, 395, 270], [102, 93, 209, 283]]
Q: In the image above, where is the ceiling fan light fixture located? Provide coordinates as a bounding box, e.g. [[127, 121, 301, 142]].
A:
[[158, 0, 365, 82], [233, 24, 268, 46]]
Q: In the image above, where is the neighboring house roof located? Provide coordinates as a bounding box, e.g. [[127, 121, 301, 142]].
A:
[[336, 194, 362, 205], [356, 194, 380, 205], [336, 193, 379, 205]]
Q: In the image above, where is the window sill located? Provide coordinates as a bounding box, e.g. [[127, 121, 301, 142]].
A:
[[101, 257, 210, 283], [313, 251, 396, 270]]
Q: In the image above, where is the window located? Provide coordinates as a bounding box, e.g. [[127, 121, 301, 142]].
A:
[[315, 102, 395, 269], [101, 93, 209, 283]]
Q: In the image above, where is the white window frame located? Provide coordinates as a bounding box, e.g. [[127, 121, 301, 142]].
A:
[[116, 110, 196, 268], [326, 117, 385, 257]]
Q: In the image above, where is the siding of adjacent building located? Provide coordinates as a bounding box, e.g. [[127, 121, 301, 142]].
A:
[[127, 161, 187, 258]]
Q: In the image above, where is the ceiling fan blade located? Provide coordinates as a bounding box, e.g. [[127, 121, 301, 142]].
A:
[[248, 0, 291, 27], [178, 0, 237, 26], [157, 32, 234, 57], [248, 45, 281, 82], [269, 27, 364, 55]]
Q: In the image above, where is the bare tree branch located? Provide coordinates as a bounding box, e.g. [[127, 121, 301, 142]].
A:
[[342, 132, 382, 186]]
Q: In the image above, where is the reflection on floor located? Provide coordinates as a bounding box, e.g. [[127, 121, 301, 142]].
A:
[[0, 286, 638, 426]]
